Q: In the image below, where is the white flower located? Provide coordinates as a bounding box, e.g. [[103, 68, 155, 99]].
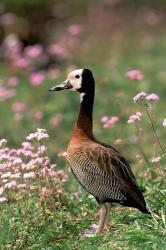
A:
[[163, 119, 166, 127]]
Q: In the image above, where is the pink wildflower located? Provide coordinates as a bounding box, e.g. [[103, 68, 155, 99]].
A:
[[48, 43, 68, 58], [101, 116, 119, 128], [50, 114, 64, 126], [5, 180, 17, 189], [0, 86, 15, 100], [127, 69, 144, 80], [24, 44, 43, 59], [30, 72, 45, 86], [163, 119, 166, 127], [133, 91, 147, 103], [12, 102, 27, 113], [23, 172, 36, 179], [0, 13, 16, 26], [151, 156, 161, 163], [100, 116, 109, 123], [1, 172, 11, 178], [26, 128, 49, 141], [8, 76, 19, 87], [0, 197, 7, 203], [10, 173, 21, 179], [67, 24, 81, 35], [38, 145, 47, 154], [34, 111, 43, 120], [14, 57, 30, 69], [22, 142, 33, 149], [146, 93, 160, 101], [17, 184, 27, 189], [128, 112, 142, 123]]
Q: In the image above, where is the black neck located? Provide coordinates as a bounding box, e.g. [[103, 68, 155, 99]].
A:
[[76, 88, 95, 137]]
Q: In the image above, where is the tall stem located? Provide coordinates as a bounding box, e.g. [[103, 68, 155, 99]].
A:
[[144, 103, 165, 156]]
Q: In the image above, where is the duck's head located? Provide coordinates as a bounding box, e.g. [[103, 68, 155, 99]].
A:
[[49, 69, 95, 95]]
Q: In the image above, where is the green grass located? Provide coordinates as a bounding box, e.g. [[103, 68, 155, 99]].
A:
[[0, 179, 165, 249], [0, 22, 166, 249]]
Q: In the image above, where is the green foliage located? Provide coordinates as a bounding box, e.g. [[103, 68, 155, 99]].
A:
[[0, 180, 165, 249]]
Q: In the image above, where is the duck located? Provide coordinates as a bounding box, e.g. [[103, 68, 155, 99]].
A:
[[49, 68, 150, 234]]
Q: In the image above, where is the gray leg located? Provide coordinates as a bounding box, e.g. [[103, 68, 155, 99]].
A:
[[96, 203, 111, 234]]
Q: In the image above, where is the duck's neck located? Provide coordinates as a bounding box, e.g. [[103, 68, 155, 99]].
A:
[[73, 89, 94, 139]]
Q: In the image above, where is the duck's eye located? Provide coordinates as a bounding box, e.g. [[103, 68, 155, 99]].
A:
[[75, 75, 80, 79]]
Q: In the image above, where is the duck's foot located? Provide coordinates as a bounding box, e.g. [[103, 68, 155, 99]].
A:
[[82, 224, 112, 237], [82, 224, 98, 237]]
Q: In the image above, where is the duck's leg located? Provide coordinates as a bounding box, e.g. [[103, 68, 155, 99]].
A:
[[96, 203, 111, 234]]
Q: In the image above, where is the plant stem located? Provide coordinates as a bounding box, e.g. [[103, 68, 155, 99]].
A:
[[144, 104, 165, 156]]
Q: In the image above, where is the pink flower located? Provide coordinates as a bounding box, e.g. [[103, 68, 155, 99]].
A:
[[24, 44, 43, 59], [128, 112, 142, 123], [1, 172, 11, 178], [30, 72, 45, 86], [22, 142, 32, 148], [0, 86, 15, 100], [151, 156, 161, 163], [11, 102, 27, 113], [5, 180, 17, 189], [14, 57, 30, 69], [48, 43, 68, 58], [26, 128, 49, 141], [133, 91, 147, 103], [127, 70, 144, 80], [23, 172, 36, 179], [146, 93, 160, 101], [34, 111, 43, 120], [67, 24, 81, 35], [8, 76, 19, 87], [100, 116, 109, 123], [101, 116, 119, 128], [38, 145, 47, 154], [163, 119, 166, 127], [50, 114, 63, 126], [17, 184, 27, 189], [0, 13, 16, 26], [0, 197, 7, 203], [10, 173, 21, 178]]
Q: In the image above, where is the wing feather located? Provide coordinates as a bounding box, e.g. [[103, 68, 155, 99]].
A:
[[84, 142, 147, 209]]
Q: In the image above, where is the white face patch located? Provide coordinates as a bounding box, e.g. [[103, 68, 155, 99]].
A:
[[80, 92, 86, 103], [66, 69, 83, 91]]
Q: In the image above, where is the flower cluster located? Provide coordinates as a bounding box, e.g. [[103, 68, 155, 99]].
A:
[[146, 93, 160, 101], [2, 22, 82, 77], [26, 128, 49, 141], [133, 91, 160, 103], [151, 156, 161, 163], [127, 69, 144, 80], [0, 130, 67, 203], [128, 112, 142, 124], [101, 116, 119, 128], [133, 91, 147, 103]]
